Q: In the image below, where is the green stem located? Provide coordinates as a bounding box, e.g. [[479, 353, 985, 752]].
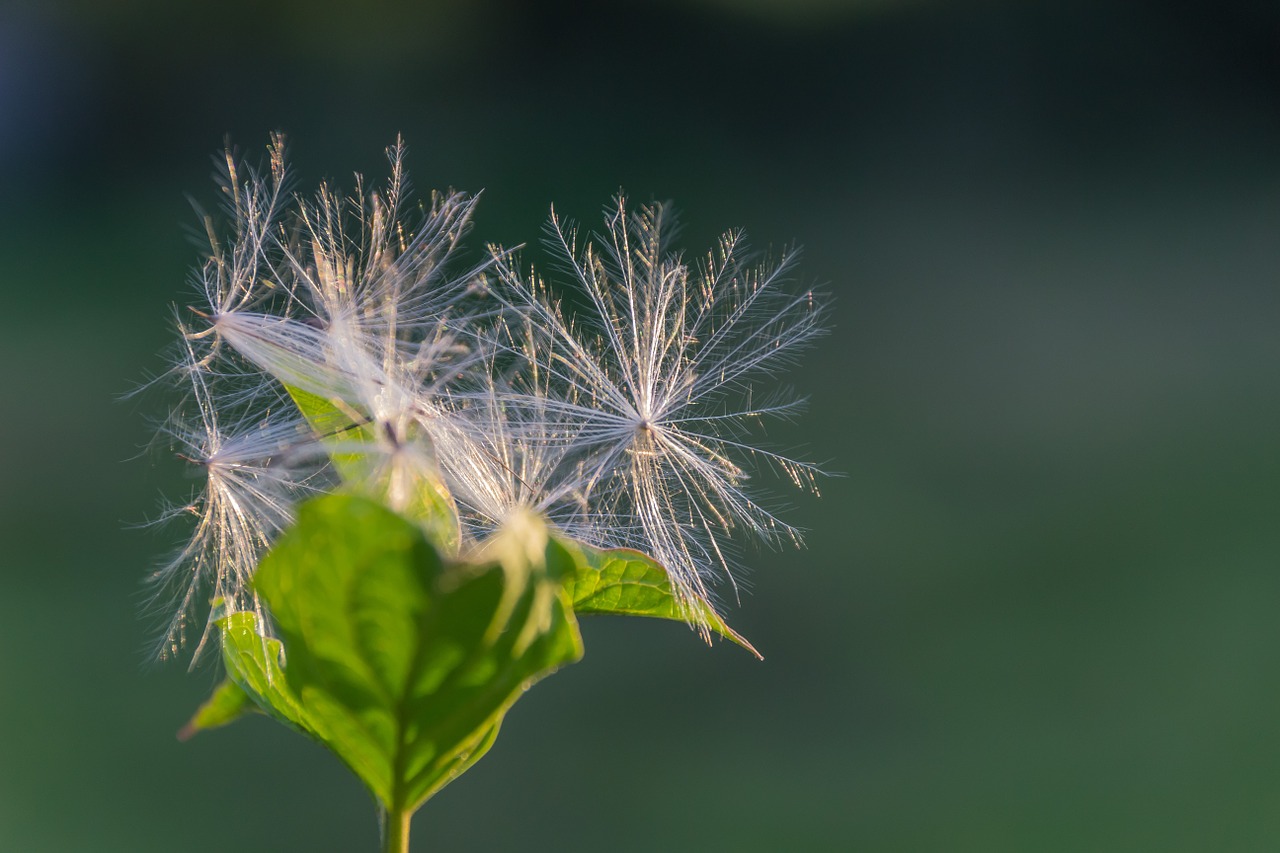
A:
[[381, 806, 411, 853]]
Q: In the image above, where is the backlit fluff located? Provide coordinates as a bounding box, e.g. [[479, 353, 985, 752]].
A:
[[487, 197, 826, 618], [150, 140, 825, 660], [149, 335, 326, 660]]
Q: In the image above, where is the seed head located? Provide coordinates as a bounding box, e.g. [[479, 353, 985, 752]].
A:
[[487, 195, 827, 622], [147, 140, 827, 661]]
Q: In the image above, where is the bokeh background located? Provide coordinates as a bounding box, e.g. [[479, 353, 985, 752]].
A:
[[3, 1, 1280, 850]]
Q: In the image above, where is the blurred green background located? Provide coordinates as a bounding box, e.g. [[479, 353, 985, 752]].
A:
[[3, 0, 1280, 850]]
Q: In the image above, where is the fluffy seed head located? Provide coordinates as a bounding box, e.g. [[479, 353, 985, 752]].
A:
[[487, 195, 827, 619], [147, 335, 326, 661], [146, 140, 827, 661]]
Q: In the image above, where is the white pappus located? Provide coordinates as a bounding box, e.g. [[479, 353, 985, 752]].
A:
[[148, 139, 826, 661]]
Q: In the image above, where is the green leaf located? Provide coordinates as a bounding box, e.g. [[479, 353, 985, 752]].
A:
[[285, 385, 461, 553], [178, 678, 253, 741], [564, 544, 762, 659], [251, 495, 583, 813]]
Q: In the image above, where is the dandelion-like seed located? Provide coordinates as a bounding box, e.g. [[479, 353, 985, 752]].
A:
[[489, 195, 826, 621], [148, 335, 324, 661], [445, 323, 601, 546]]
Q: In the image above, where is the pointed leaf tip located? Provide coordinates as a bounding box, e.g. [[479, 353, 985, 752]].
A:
[[563, 543, 762, 659], [178, 678, 255, 741]]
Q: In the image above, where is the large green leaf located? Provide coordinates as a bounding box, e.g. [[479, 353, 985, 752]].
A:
[[564, 543, 761, 659], [285, 385, 461, 553], [251, 495, 582, 813]]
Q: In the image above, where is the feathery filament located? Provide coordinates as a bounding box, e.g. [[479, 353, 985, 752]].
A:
[[148, 140, 826, 661]]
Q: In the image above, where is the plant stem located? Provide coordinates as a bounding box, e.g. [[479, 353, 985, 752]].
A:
[[382, 806, 411, 853]]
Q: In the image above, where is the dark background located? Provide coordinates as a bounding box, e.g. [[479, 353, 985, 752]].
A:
[[3, 1, 1280, 850]]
